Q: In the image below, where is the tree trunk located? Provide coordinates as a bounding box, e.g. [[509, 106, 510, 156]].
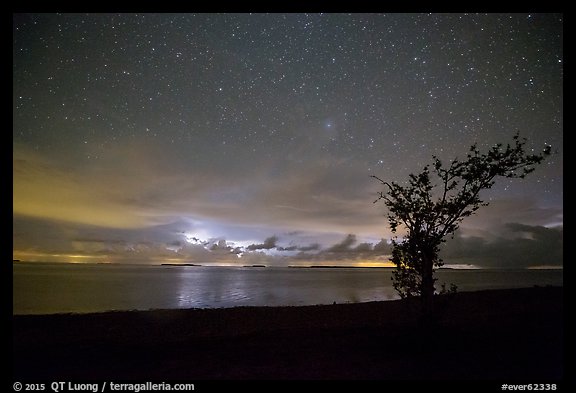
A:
[[420, 255, 435, 322]]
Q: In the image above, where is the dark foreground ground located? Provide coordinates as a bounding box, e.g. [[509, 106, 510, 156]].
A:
[[13, 287, 563, 380]]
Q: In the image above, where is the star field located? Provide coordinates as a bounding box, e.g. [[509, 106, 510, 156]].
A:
[[13, 13, 563, 267]]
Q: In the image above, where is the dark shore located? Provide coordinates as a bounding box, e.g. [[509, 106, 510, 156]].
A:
[[13, 287, 562, 380]]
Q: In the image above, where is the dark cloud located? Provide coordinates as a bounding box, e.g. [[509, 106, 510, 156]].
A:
[[373, 239, 393, 254], [326, 234, 357, 252], [209, 239, 243, 255], [440, 224, 563, 268], [277, 245, 298, 251], [297, 243, 321, 252], [318, 234, 384, 257], [246, 236, 278, 251], [458, 198, 563, 236], [354, 242, 373, 252], [277, 242, 322, 252], [292, 234, 392, 264], [276, 243, 322, 253]]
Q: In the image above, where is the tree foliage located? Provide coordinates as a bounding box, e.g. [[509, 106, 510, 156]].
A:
[[372, 133, 551, 309]]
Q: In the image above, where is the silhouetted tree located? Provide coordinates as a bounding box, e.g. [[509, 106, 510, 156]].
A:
[[372, 133, 551, 318]]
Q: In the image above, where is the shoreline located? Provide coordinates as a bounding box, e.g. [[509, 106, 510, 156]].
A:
[[13, 286, 563, 380]]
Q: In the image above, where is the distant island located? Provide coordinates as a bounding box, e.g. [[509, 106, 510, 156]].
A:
[[161, 263, 202, 267], [243, 265, 266, 268]]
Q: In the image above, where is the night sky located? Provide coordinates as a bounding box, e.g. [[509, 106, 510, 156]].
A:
[[13, 13, 563, 268]]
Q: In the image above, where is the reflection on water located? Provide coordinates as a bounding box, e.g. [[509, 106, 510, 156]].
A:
[[13, 263, 563, 315], [172, 266, 401, 310]]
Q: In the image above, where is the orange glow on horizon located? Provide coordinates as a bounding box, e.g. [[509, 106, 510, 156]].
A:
[[13, 250, 396, 268]]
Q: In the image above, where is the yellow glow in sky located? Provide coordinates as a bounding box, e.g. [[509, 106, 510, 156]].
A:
[[13, 147, 152, 229]]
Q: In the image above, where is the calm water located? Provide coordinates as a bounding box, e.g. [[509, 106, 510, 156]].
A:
[[13, 263, 563, 315]]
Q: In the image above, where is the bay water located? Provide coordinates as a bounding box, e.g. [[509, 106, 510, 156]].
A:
[[13, 262, 563, 315]]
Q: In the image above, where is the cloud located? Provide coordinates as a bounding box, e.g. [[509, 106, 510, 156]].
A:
[[354, 242, 373, 252], [12, 143, 218, 230], [290, 234, 392, 264], [209, 239, 243, 255], [440, 224, 563, 268], [297, 243, 321, 252], [373, 238, 393, 254], [277, 245, 298, 251], [13, 214, 233, 264], [457, 198, 563, 235], [13, 147, 149, 229], [13, 140, 390, 240], [246, 236, 278, 251], [326, 234, 357, 252], [12, 140, 563, 268], [277, 243, 321, 252]]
